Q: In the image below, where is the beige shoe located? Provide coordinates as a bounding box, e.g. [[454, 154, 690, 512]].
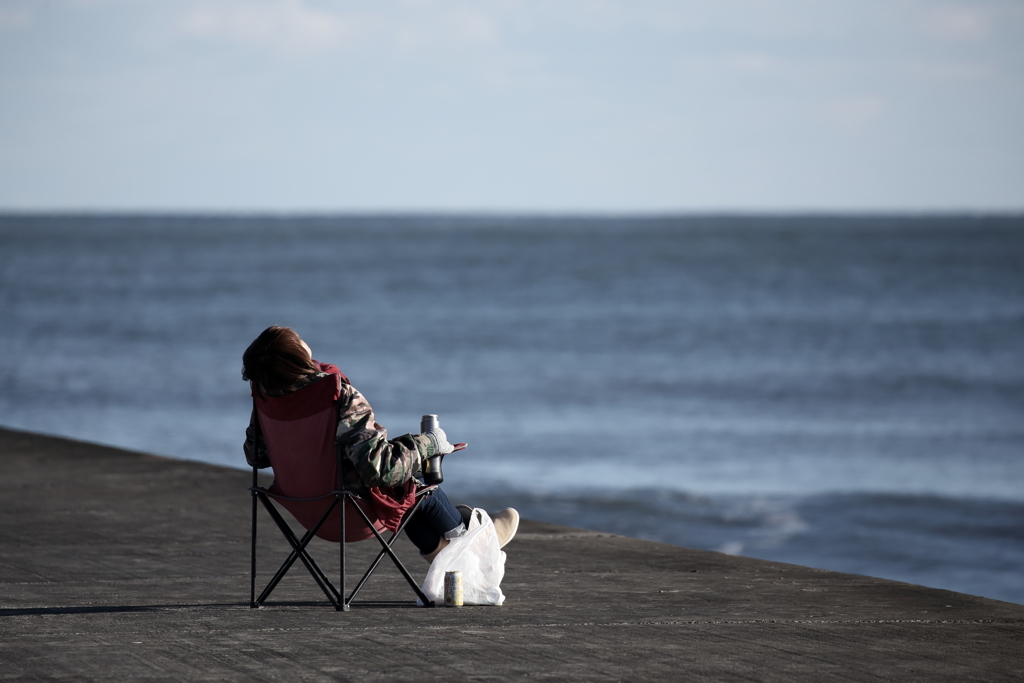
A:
[[421, 537, 449, 564], [492, 508, 519, 548]]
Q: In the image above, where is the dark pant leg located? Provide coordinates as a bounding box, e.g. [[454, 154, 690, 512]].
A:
[[404, 487, 465, 554]]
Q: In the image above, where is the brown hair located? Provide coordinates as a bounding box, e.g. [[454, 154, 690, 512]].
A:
[[242, 326, 318, 396]]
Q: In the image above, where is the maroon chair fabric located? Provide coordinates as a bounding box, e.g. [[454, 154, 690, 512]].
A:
[[254, 374, 417, 543]]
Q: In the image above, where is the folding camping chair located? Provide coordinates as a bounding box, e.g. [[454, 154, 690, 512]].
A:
[[248, 373, 436, 610]]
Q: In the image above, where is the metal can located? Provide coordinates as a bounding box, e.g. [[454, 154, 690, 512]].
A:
[[420, 414, 439, 433], [444, 570, 464, 607]]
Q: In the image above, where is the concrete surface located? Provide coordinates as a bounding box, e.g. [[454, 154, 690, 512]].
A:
[[1, 426, 1022, 681]]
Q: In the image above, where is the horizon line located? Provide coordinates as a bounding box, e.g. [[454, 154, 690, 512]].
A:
[[2, 208, 1023, 219]]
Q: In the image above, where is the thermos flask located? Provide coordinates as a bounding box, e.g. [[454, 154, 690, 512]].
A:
[[421, 414, 444, 485]]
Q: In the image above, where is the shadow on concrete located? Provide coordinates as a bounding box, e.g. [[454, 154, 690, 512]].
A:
[[0, 603, 246, 617], [0, 599, 427, 617]]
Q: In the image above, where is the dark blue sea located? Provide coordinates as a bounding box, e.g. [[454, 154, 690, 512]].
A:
[[2, 214, 1022, 604]]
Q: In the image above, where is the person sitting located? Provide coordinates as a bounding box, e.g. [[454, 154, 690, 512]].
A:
[[241, 325, 518, 562]]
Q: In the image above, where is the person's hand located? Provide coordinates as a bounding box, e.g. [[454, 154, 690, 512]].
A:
[[425, 427, 454, 456]]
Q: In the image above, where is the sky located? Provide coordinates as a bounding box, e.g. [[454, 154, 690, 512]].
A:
[[0, 0, 1022, 213]]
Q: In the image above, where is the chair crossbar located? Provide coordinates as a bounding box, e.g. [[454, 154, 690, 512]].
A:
[[345, 485, 438, 604], [252, 488, 357, 503], [344, 492, 433, 607], [254, 491, 342, 608], [250, 482, 437, 610]]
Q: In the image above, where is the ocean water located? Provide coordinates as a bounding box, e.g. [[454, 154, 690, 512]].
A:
[[1, 214, 1022, 604]]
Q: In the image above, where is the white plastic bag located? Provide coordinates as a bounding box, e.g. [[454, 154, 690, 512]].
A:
[[419, 508, 505, 606]]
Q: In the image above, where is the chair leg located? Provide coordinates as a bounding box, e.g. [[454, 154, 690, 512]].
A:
[[256, 510, 329, 606], [338, 492, 348, 611], [254, 494, 342, 608], [344, 527, 401, 605], [250, 486, 258, 608], [348, 497, 435, 608], [266, 497, 341, 604], [344, 493, 429, 605], [272, 525, 340, 607], [251, 489, 433, 610]]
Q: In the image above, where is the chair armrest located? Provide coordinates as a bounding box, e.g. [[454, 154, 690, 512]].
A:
[[414, 484, 439, 498], [249, 486, 361, 503]]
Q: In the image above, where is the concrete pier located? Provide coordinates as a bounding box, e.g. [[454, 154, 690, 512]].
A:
[[1, 426, 1022, 681]]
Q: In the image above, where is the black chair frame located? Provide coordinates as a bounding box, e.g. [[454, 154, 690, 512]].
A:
[[248, 407, 436, 610]]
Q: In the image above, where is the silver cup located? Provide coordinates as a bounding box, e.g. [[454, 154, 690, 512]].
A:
[[420, 414, 439, 433]]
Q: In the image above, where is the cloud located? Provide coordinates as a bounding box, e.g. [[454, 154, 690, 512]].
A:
[[176, 0, 501, 58], [0, 6, 31, 31], [179, 0, 363, 56], [811, 95, 888, 135], [923, 6, 991, 42], [725, 52, 784, 74], [384, 5, 501, 53], [902, 59, 994, 83]]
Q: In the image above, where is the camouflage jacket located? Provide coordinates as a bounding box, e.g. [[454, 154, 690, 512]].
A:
[[244, 371, 435, 494]]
